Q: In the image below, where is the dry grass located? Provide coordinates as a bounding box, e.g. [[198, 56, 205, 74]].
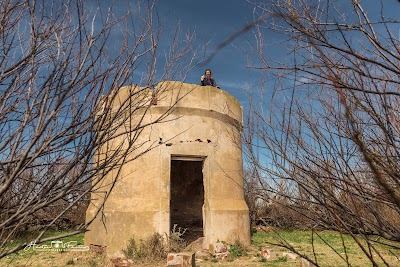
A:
[[252, 229, 400, 267], [0, 250, 110, 267], [1, 229, 399, 267]]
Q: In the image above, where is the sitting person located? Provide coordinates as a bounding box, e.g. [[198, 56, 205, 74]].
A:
[[200, 69, 218, 87]]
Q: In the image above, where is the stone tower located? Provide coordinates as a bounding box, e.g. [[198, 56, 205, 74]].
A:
[[85, 81, 250, 257]]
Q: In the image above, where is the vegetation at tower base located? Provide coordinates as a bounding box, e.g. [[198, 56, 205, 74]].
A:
[[0, 0, 203, 257]]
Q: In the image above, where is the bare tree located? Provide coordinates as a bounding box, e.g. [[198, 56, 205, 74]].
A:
[[244, 0, 400, 265], [0, 0, 202, 257]]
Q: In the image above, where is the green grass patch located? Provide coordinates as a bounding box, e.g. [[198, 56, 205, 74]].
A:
[[1, 230, 85, 260], [0, 230, 106, 267], [252, 229, 400, 267]]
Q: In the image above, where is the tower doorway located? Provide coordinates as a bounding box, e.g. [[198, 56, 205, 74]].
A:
[[170, 157, 204, 243]]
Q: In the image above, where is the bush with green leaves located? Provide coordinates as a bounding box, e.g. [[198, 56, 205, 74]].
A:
[[228, 240, 248, 258], [122, 226, 188, 262]]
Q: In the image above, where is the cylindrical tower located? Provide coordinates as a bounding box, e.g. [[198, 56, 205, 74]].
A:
[[85, 81, 250, 257]]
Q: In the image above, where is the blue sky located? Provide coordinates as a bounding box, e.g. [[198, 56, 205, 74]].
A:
[[89, 0, 400, 106], [153, 0, 400, 105], [155, 0, 258, 102]]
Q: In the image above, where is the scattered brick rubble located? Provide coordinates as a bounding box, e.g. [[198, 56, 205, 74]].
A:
[[89, 244, 106, 254], [282, 251, 298, 260], [110, 258, 132, 267], [259, 248, 314, 266], [300, 257, 314, 267], [209, 242, 230, 260], [167, 242, 230, 266], [260, 248, 277, 260], [104, 236, 314, 267], [167, 251, 195, 267], [164, 241, 314, 267]]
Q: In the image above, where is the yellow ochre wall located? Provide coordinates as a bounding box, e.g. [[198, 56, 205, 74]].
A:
[[85, 81, 250, 257]]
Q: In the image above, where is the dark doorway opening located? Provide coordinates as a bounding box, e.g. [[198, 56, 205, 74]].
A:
[[170, 158, 204, 244]]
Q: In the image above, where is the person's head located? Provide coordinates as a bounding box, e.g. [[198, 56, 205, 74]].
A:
[[204, 69, 212, 77]]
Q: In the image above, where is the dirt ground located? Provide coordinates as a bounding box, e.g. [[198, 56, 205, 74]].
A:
[[0, 250, 299, 267], [2, 229, 398, 267], [0, 243, 298, 267]]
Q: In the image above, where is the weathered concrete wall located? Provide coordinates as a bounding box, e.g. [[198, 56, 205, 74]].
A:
[[85, 81, 250, 257]]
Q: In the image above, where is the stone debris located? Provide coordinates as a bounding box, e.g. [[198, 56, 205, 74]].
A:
[[110, 258, 131, 267], [300, 258, 315, 267], [181, 241, 235, 263], [89, 244, 106, 254], [282, 252, 298, 260], [209, 242, 229, 254], [185, 237, 204, 252], [167, 252, 195, 267], [195, 249, 210, 259], [259, 247, 305, 262], [260, 248, 277, 260], [214, 252, 230, 260]]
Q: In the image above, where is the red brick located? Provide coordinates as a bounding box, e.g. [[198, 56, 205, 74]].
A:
[[167, 252, 195, 267]]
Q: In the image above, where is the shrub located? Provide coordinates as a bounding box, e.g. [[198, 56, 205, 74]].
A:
[[228, 240, 247, 258], [122, 225, 189, 263], [122, 233, 166, 261], [168, 224, 187, 252], [122, 238, 138, 259]]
